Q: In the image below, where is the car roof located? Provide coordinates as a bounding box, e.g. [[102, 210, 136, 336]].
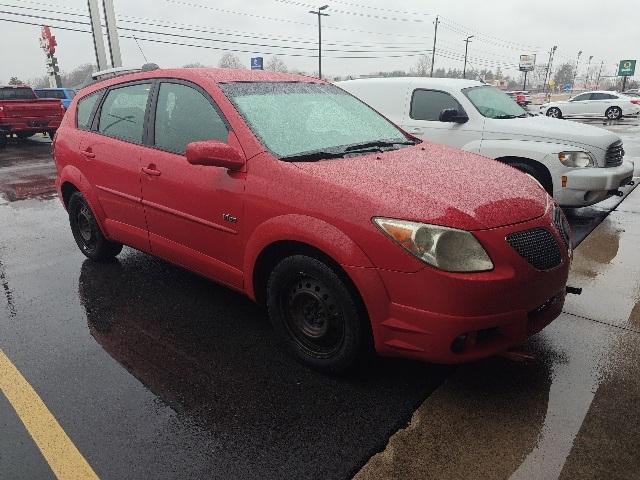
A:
[[78, 67, 321, 96], [337, 77, 483, 90]]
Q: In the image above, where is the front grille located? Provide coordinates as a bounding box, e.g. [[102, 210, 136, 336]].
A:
[[605, 140, 624, 167], [506, 228, 562, 270]]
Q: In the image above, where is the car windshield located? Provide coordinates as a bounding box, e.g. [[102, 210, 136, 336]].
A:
[[463, 85, 527, 119], [220, 82, 412, 160], [0, 87, 37, 100]]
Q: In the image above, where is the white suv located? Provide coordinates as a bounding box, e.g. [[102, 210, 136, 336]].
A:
[[337, 78, 634, 207]]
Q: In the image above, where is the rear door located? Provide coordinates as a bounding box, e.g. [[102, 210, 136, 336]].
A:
[[403, 87, 482, 150], [139, 80, 245, 289], [80, 81, 152, 252]]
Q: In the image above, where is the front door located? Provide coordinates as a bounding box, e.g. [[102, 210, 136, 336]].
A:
[[401, 88, 483, 152], [81, 82, 153, 252], [139, 80, 245, 289]]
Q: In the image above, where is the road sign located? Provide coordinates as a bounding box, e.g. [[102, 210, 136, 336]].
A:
[[519, 54, 536, 72], [251, 57, 263, 70], [563, 84, 572, 92], [618, 60, 636, 76]]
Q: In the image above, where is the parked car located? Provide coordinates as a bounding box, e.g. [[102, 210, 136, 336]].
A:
[[34, 87, 76, 110], [623, 90, 640, 98], [539, 91, 640, 119], [337, 77, 634, 207], [0, 85, 65, 142], [54, 67, 571, 372], [507, 90, 531, 106]]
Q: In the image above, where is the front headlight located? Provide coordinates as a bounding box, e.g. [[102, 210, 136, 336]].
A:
[[373, 218, 493, 272], [558, 151, 594, 167]]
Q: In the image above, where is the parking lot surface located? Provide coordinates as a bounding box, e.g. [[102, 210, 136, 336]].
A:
[[1, 118, 639, 479]]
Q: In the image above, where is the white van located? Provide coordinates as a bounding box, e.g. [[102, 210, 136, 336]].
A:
[[337, 78, 634, 207]]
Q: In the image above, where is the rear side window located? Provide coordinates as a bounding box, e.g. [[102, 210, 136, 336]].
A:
[[76, 91, 102, 129], [154, 82, 228, 154], [410, 89, 464, 121], [98, 83, 151, 143]]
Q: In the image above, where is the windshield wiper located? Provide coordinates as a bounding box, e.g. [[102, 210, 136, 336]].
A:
[[494, 114, 518, 119], [280, 150, 346, 162], [344, 139, 415, 152]]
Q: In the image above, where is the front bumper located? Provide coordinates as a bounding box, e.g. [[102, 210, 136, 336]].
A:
[[345, 209, 570, 364], [554, 160, 634, 206]]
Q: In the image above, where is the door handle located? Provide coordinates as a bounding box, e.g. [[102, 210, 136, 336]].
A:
[[141, 165, 161, 177], [81, 148, 95, 159]]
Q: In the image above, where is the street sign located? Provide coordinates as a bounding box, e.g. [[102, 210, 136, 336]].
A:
[[519, 54, 536, 72], [618, 60, 636, 77], [563, 84, 572, 92], [251, 57, 263, 70]]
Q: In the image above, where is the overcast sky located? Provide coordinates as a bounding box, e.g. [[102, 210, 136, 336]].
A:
[[1, 0, 637, 84]]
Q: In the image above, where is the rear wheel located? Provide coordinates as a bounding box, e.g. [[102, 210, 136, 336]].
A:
[[546, 107, 562, 118], [266, 255, 368, 372], [68, 192, 123, 261], [605, 106, 622, 120]]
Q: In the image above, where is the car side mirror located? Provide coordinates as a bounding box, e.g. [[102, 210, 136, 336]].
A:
[[186, 140, 244, 171], [439, 108, 469, 123]]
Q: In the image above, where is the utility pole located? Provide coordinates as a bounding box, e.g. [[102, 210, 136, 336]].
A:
[[596, 60, 604, 89], [570, 50, 582, 95], [542, 45, 557, 94], [430, 15, 439, 77], [585, 55, 593, 88], [463, 35, 474, 79], [102, 0, 122, 67], [87, 0, 108, 70], [308, 5, 329, 79]]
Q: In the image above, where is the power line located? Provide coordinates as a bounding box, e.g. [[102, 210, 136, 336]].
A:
[[273, 0, 430, 23]]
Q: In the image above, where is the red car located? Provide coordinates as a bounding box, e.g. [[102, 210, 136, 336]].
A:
[[0, 85, 65, 142], [54, 67, 571, 372]]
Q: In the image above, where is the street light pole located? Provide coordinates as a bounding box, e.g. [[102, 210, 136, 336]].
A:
[[430, 15, 439, 77], [308, 5, 329, 79], [542, 45, 557, 95], [463, 35, 474, 79], [570, 50, 582, 95]]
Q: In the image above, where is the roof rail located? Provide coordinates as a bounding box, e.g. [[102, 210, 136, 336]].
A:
[[91, 63, 159, 81]]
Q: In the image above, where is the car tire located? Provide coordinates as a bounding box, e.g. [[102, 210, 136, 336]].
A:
[[546, 107, 562, 118], [605, 106, 622, 120], [16, 132, 34, 139], [68, 192, 123, 261], [509, 162, 553, 196], [266, 254, 369, 373]]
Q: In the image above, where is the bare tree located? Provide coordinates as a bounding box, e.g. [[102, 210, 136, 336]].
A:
[[553, 63, 575, 88], [265, 56, 288, 73], [218, 53, 244, 69], [410, 54, 431, 76], [8, 77, 24, 85]]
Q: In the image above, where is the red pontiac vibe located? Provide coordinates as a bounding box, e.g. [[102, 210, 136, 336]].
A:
[[54, 67, 571, 372]]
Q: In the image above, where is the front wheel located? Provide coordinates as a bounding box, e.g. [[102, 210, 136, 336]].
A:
[[68, 192, 123, 261], [546, 107, 562, 118], [266, 255, 369, 372], [605, 106, 622, 120]]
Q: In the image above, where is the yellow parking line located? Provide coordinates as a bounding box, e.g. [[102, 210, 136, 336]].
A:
[[0, 349, 99, 480]]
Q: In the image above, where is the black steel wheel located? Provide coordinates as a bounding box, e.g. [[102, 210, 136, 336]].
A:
[[267, 255, 369, 372], [605, 106, 622, 120], [68, 192, 123, 261]]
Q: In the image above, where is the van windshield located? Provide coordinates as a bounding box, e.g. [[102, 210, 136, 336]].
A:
[[221, 82, 413, 160], [463, 85, 527, 119]]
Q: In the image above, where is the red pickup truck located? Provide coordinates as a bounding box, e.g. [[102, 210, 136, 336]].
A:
[[0, 85, 65, 144]]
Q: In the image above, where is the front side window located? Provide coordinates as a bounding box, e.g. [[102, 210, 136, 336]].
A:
[[154, 82, 228, 154], [410, 89, 464, 121], [463, 86, 526, 119], [571, 93, 592, 102], [76, 90, 103, 130], [98, 83, 151, 143], [221, 82, 409, 159]]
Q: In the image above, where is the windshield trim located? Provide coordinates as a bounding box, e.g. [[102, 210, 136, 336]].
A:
[[461, 85, 527, 119], [220, 81, 415, 161]]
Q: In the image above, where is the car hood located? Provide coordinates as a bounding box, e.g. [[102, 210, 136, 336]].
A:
[[293, 142, 549, 231], [483, 115, 619, 150]]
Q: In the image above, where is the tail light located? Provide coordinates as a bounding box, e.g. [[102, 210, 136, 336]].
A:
[[631, 99, 640, 105]]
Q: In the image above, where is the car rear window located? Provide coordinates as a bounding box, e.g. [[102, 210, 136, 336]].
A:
[[0, 87, 37, 100], [35, 89, 66, 99]]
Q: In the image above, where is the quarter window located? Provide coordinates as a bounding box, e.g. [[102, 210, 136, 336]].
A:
[[76, 91, 102, 130], [410, 90, 464, 121], [98, 83, 151, 143], [154, 82, 228, 154]]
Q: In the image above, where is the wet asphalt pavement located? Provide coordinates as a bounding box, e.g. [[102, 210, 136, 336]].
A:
[[0, 120, 639, 479]]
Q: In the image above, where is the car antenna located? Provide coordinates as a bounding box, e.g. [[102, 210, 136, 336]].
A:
[[132, 35, 149, 63]]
